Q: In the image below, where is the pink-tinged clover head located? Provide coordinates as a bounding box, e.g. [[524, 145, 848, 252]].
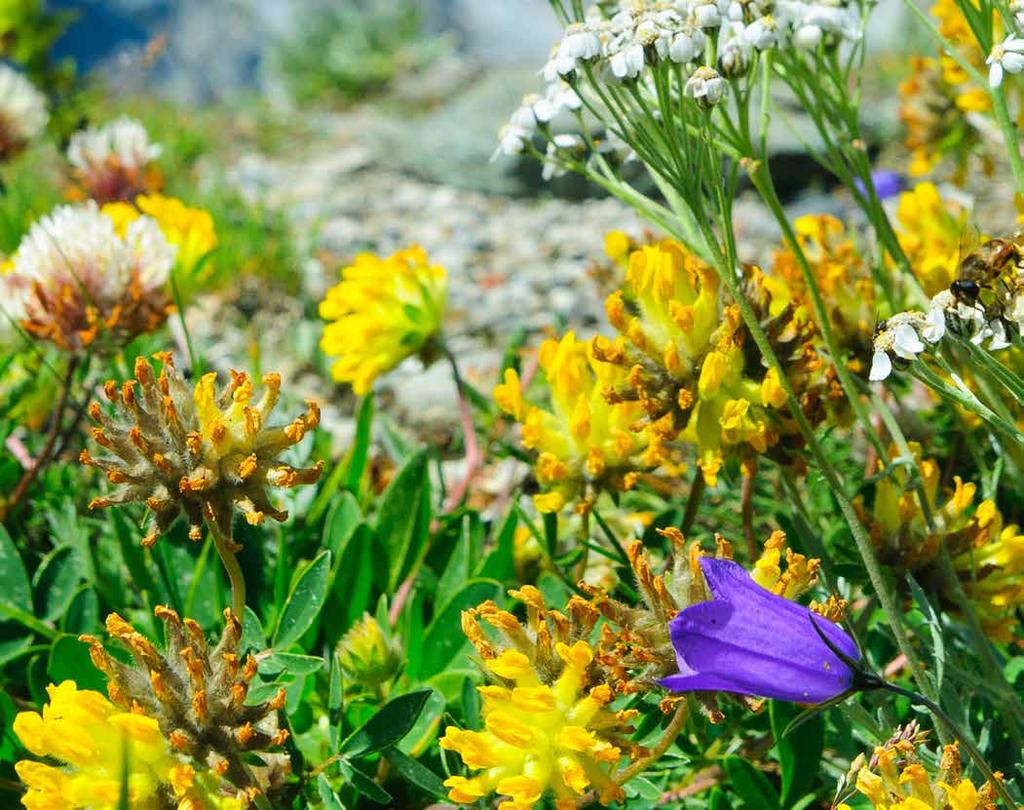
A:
[[660, 557, 859, 704]]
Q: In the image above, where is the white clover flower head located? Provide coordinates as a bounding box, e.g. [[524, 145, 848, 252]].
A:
[[685, 65, 727, 107], [7, 202, 175, 350], [0, 64, 48, 159], [67, 117, 163, 203], [987, 35, 1024, 87]]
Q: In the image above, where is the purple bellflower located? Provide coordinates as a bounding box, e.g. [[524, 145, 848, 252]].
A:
[[854, 170, 905, 201], [660, 557, 860, 704]]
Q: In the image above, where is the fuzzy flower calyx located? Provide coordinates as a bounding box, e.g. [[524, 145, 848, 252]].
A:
[[81, 607, 289, 796], [82, 353, 323, 546]]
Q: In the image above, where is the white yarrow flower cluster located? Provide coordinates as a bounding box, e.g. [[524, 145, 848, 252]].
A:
[[987, 35, 1024, 88], [0, 64, 48, 159], [500, 0, 862, 158], [869, 309, 945, 381], [497, 83, 582, 157]]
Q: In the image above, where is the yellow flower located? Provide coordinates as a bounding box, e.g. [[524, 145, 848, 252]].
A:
[[752, 530, 821, 600], [603, 230, 633, 266], [494, 332, 652, 513], [843, 738, 999, 810], [103, 195, 217, 278], [319, 245, 447, 395], [768, 214, 875, 364], [895, 182, 967, 295], [13, 681, 242, 810], [440, 644, 628, 809], [858, 444, 1024, 641]]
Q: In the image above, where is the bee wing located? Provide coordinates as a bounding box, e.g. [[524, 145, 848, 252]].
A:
[[956, 222, 982, 269]]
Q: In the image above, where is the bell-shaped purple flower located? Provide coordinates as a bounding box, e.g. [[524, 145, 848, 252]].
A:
[[660, 557, 860, 704]]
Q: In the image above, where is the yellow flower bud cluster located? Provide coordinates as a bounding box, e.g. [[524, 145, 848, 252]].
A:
[[81, 353, 323, 546], [14, 680, 245, 810], [319, 245, 448, 395], [767, 214, 876, 370], [838, 734, 1000, 810], [858, 443, 1024, 642], [494, 331, 661, 513]]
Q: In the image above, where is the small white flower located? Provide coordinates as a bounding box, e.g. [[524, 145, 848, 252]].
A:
[[869, 350, 893, 382], [684, 66, 727, 107], [669, 26, 705, 62], [496, 124, 532, 157], [892, 322, 926, 359], [692, 0, 723, 29], [542, 134, 584, 180], [509, 95, 543, 130], [610, 41, 645, 79], [744, 17, 779, 49], [987, 35, 1024, 88], [561, 24, 602, 62], [793, 24, 823, 48], [921, 306, 946, 343]]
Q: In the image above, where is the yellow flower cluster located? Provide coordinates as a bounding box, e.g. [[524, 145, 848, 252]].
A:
[[767, 214, 876, 367], [319, 245, 447, 395], [751, 529, 822, 600], [14, 681, 243, 810], [104, 194, 217, 278], [894, 182, 967, 296], [859, 444, 1024, 642], [839, 736, 999, 810], [495, 331, 656, 513], [898, 0, 1003, 180], [441, 643, 628, 810]]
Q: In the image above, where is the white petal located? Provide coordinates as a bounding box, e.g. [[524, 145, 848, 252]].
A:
[[869, 350, 893, 381], [892, 323, 925, 357], [990, 61, 1005, 88]]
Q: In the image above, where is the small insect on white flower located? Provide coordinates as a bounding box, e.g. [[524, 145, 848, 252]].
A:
[[987, 35, 1024, 88]]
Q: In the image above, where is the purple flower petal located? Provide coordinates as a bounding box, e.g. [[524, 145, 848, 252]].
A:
[[854, 170, 905, 201], [660, 558, 859, 704]]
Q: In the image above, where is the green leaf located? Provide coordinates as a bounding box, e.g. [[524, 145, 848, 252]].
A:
[[906, 573, 945, 694], [316, 773, 346, 810], [377, 449, 430, 591], [323, 492, 362, 560], [329, 654, 344, 754], [435, 516, 471, 610], [709, 786, 732, 810], [258, 652, 325, 677], [48, 635, 106, 692], [341, 689, 432, 758], [770, 701, 823, 808], [240, 606, 267, 655], [33, 546, 82, 622], [346, 393, 375, 492], [273, 550, 331, 649], [0, 690, 20, 762], [109, 509, 161, 602], [383, 747, 446, 799], [724, 755, 781, 810], [337, 757, 391, 804], [0, 523, 31, 611], [461, 675, 480, 730], [418, 580, 501, 679], [476, 509, 517, 581]]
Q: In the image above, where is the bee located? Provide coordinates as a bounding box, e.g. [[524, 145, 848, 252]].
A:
[[949, 228, 1020, 308]]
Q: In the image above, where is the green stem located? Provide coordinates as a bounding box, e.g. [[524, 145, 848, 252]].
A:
[[210, 522, 246, 618]]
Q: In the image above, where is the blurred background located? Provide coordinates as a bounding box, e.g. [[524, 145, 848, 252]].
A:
[[7, 0, 915, 451]]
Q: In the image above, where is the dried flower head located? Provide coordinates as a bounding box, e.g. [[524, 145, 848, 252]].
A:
[[319, 245, 447, 395], [0, 63, 47, 161], [5, 202, 175, 351], [82, 353, 323, 546], [443, 588, 639, 809], [13, 680, 246, 810], [68, 116, 163, 203], [837, 738, 1001, 810], [81, 607, 288, 797], [494, 331, 661, 513], [104, 194, 217, 279]]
